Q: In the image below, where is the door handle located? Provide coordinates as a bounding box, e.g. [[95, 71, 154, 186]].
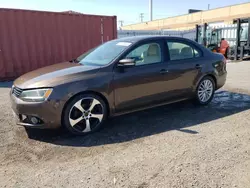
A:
[[195, 64, 202, 69], [160, 69, 168, 74]]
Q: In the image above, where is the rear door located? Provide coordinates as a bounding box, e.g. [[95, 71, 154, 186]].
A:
[[164, 39, 203, 98]]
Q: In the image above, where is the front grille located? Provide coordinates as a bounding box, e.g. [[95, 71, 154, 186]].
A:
[[12, 86, 23, 97]]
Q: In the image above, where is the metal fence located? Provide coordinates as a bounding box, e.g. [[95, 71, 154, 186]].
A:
[[117, 30, 187, 38], [118, 29, 197, 41], [118, 23, 249, 46]]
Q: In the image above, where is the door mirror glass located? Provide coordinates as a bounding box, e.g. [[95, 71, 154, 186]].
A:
[[118, 59, 135, 67]]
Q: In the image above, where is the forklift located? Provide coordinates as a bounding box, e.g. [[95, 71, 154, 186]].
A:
[[228, 18, 250, 60], [195, 23, 229, 57]]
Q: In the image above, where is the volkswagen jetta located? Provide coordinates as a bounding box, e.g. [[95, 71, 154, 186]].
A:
[[10, 36, 227, 135]]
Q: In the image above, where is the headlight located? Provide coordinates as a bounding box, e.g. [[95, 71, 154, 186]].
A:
[[19, 88, 53, 102]]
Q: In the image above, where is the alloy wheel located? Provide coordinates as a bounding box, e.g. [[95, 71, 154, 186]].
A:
[[69, 97, 104, 133], [198, 79, 214, 103]]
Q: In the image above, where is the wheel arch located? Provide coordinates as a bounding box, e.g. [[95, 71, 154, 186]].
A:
[[206, 74, 217, 89], [61, 90, 111, 125], [195, 74, 217, 91]]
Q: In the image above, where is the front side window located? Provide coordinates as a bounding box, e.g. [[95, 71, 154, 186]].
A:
[[167, 41, 201, 61], [126, 43, 162, 66], [78, 41, 132, 66]]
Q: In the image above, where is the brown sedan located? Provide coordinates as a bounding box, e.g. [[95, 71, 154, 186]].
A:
[[10, 36, 227, 135]]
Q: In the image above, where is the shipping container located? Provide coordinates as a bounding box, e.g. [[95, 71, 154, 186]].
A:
[[0, 8, 117, 81]]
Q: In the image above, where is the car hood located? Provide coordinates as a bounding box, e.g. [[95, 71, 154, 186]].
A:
[[14, 62, 100, 89]]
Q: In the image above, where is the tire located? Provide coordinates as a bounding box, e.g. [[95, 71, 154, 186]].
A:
[[62, 93, 108, 135], [194, 76, 215, 105]]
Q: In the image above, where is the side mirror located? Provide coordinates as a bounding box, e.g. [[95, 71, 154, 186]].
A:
[[118, 59, 135, 67]]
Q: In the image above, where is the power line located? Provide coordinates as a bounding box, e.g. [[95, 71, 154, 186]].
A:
[[139, 13, 144, 23]]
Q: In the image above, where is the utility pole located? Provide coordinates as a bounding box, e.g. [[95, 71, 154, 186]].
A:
[[139, 13, 144, 23], [149, 0, 153, 21], [118, 20, 124, 29]]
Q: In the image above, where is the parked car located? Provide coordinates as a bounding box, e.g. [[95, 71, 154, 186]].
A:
[[10, 36, 227, 135]]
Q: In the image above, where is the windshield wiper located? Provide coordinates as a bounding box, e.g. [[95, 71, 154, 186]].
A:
[[69, 58, 80, 63]]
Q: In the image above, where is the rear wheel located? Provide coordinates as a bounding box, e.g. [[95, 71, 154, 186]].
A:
[[62, 94, 107, 135], [194, 76, 215, 105]]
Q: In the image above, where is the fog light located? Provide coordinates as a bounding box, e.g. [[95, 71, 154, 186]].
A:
[[30, 117, 39, 124]]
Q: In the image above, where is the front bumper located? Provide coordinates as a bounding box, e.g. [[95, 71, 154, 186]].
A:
[[10, 92, 63, 129]]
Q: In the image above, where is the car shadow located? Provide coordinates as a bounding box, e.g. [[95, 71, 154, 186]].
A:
[[25, 90, 250, 147]]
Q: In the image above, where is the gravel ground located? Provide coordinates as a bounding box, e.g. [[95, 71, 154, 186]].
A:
[[0, 62, 250, 188]]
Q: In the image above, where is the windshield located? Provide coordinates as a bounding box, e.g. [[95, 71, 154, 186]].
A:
[[205, 29, 220, 45], [78, 40, 132, 66], [240, 25, 248, 41]]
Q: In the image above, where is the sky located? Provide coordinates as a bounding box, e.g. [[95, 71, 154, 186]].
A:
[[1, 0, 250, 26]]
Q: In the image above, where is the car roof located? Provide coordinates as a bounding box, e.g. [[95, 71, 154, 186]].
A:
[[114, 35, 193, 43]]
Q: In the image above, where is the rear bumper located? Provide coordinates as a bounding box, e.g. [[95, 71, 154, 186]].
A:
[[216, 72, 227, 90], [10, 92, 63, 129]]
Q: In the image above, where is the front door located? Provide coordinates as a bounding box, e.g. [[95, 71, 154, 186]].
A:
[[113, 40, 169, 113]]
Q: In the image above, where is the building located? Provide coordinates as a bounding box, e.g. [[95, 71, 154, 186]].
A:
[[121, 2, 250, 31]]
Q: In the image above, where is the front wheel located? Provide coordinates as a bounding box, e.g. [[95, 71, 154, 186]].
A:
[[62, 94, 108, 135], [194, 76, 215, 105]]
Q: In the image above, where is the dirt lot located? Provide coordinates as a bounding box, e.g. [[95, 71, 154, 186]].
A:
[[0, 62, 250, 188]]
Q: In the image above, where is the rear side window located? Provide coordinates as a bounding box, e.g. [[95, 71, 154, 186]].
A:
[[167, 41, 201, 61]]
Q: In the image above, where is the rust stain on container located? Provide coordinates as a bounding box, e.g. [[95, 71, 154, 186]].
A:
[[0, 8, 117, 81]]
